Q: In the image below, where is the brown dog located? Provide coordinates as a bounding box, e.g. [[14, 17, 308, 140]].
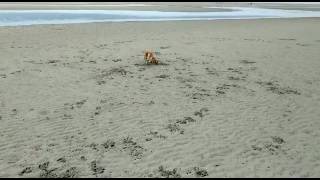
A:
[[144, 50, 159, 65]]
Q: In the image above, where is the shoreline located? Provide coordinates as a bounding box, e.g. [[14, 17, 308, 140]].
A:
[[0, 16, 319, 28]]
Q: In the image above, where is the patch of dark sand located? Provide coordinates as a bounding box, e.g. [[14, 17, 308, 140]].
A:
[[101, 139, 116, 150], [278, 38, 296, 41], [157, 166, 181, 178], [38, 161, 58, 178], [175, 117, 196, 125], [240, 60, 256, 64], [145, 131, 167, 141], [228, 76, 247, 81], [112, 58, 122, 62], [188, 92, 211, 100], [251, 136, 286, 156], [194, 108, 209, 118], [215, 84, 240, 95], [19, 167, 32, 176], [47, 59, 60, 64], [122, 136, 146, 159], [296, 43, 312, 47], [155, 74, 170, 79], [60, 167, 79, 178], [75, 99, 87, 108], [166, 123, 184, 134], [256, 81, 301, 95], [186, 167, 209, 177]]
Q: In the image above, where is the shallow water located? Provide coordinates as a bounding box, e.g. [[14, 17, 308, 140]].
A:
[[1, 7, 320, 26]]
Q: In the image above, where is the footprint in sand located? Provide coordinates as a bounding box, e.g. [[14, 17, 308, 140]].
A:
[[121, 136, 146, 159], [90, 160, 105, 176], [186, 167, 209, 177]]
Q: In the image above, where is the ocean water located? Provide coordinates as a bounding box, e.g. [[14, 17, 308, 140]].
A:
[[1, 7, 320, 26]]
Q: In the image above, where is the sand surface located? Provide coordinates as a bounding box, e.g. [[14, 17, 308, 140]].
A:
[[0, 12, 320, 178]]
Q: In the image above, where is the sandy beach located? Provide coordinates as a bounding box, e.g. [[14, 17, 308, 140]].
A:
[[1, 3, 320, 178]]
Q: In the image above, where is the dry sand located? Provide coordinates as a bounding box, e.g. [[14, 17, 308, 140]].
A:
[[0, 6, 320, 178]]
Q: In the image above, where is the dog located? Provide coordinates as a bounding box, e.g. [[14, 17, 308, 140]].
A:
[[144, 50, 159, 65]]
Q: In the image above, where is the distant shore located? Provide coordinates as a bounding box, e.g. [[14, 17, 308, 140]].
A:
[[1, 2, 320, 11]]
